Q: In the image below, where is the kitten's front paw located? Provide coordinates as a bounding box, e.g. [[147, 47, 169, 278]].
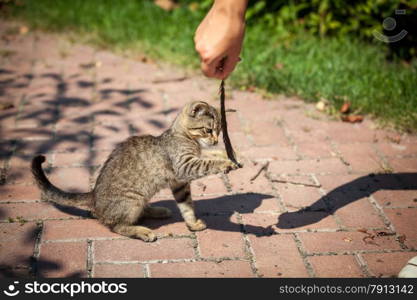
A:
[[222, 160, 241, 174], [187, 219, 207, 231]]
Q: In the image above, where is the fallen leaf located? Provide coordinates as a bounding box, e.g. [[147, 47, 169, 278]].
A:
[[385, 135, 401, 144], [275, 62, 284, 70], [341, 114, 364, 123], [246, 86, 256, 92], [357, 228, 368, 234], [19, 26, 29, 35], [397, 234, 407, 243], [0, 102, 14, 110], [362, 235, 379, 246], [376, 231, 395, 237], [340, 102, 351, 114], [188, 2, 199, 11], [154, 0, 178, 11], [315, 98, 329, 111]]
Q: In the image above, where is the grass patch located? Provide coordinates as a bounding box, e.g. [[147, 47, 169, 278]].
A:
[[4, 0, 417, 132]]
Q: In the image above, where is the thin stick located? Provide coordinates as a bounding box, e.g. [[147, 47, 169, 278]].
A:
[[220, 79, 241, 167], [250, 161, 269, 181], [270, 178, 321, 188]]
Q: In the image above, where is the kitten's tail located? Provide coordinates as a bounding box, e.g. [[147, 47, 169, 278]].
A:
[[31, 155, 92, 207]]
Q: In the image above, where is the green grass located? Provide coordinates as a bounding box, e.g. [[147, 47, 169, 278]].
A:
[[4, 0, 417, 132]]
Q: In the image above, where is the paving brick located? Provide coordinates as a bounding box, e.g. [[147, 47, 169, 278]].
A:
[[6, 166, 34, 185], [241, 145, 298, 161], [195, 193, 275, 215], [7, 154, 38, 185], [384, 208, 417, 249], [42, 219, 119, 241], [248, 120, 289, 147], [388, 157, 417, 173], [277, 184, 325, 211], [334, 198, 386, 229], [285, 117, 331, 145], [296, 142, 334, 159], [361, 252, 417, 277], [149, 260, 254, 278], [0, 201, 90, 221], [191, 174, 227, 196], [196, 216, 246, 258], [308, 255, 364, 277], [38, 242, 87, 277], [248, 234, 308, 277], [1, 21, 417, 280], [14, 140, 55, 155], [227, 161, 273, 194], [52, 151, 91, 167], [142, 200, 191, 236], [1, 128, 54, 141], [268, 158, 349, 175], [376, 142, 417, 158], [94, 238, 195, 262], [0, 185, 40, 202], [242, 212, 339, 234], [298, 232, 401, 254], [336, 143, 382, 173], [93, 263, 144, 278], [0, 223, 37, 269], [48, 167, 92, 192], [373, 190, 417, 208], [53, 150, 110, 168], [327, 123, 377, 144]]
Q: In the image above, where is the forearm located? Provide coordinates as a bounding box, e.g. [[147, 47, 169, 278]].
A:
[[212, 0, 248, 19]]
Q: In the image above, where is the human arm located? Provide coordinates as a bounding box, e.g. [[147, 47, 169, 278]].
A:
[[194, 0, 248, 79]]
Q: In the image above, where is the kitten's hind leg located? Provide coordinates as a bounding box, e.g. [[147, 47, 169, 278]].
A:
[[112, 224, 157, 242], [171, 181, 206, 231], [144, 206, 172, 219], [108, 199, 156, 242]]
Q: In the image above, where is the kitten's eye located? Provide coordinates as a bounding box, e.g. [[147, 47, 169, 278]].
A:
[[205, 128, 212, 134]]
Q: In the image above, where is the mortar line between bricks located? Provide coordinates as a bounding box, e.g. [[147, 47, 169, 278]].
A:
[[190, 232, 202, 259], [293, 233, 315, 277], [368, 195, 411, 250], [0, 200, 42, 204], [366, 194, 395, 232], [235, 110, 254, 145], [315, 180, 346, 230], [328, 140, 352, 171], [3, 60, 35, 182], [354, 252, 373, 277], [280, 120, 301, 159], [142, 264, 150, 278], [94, 256, 250, 265], [42, 234, 195, 243], [263, 171, 287, 212], [305, 248, 417, 256], [235, 212, 260, 278], [30, 221, 44, 277], [372, 143, 393, 172], [87, 239, 93, 278], [0, 216, 88, 223]]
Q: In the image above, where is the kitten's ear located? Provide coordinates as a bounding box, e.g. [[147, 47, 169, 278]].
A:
[[188, 101, 208, 118]]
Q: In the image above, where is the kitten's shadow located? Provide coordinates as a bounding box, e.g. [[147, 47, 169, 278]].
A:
[[146, 193, 273, 235], [50, 193, 274, 236]]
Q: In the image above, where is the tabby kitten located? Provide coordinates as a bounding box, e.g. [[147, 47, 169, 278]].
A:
[[32, 101, 240, 242]]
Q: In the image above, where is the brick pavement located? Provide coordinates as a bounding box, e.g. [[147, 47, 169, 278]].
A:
[[0, 22, 416, 278]]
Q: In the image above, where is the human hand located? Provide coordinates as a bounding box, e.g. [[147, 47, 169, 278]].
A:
[[194, 0, 247, 80]]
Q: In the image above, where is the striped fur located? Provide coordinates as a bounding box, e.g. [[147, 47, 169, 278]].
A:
[[31, 101, 239, 242]]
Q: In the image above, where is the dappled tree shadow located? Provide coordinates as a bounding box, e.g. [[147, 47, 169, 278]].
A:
[[0, 66, 180, 185], [276, 172, 417, 229]]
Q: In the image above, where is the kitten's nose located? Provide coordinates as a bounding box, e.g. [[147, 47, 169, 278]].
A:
[[213, 136, 218, 145]]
